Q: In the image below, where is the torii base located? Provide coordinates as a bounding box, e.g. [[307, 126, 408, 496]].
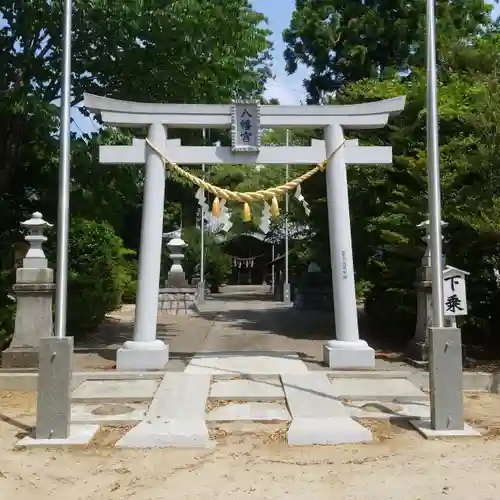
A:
[[116, 340, 169, 371], [323, 340, 375, 369]]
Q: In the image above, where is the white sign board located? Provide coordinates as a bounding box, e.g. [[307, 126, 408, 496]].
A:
[[231, 100, 261, 152], [443, 267, 468, 316]]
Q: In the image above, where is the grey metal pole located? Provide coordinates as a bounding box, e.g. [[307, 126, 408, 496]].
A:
[[284, 129, 290, 304], [54, 0, 73, 339], [426, 0, 445, 328], [199, 128, 206, 301], [271, 244, 275, 295]]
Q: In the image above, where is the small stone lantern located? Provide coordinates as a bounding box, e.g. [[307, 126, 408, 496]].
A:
[[2, 212, 55, 368], [21, 212, 53, 268], [166, 236, 188, 287]]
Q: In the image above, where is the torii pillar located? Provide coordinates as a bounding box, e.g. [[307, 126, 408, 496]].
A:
[[322, 124, 372, 368], [83, 93, 405, 370]]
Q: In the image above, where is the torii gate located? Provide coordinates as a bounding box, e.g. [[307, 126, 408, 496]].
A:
[[83, 93, 405, 371]]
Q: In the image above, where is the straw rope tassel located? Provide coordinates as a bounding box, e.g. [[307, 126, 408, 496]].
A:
[[212, 197, 221, 217], [243, 202, 252, 222], [270, 196, 280, 217]]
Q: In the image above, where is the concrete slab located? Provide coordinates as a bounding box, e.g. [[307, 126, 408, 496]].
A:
[[116, 373, 212, 448], [410, 420, 482, 439], [16, 424, 99, 448], [287, 417, 373, 446], [147, 373, 210, 420], [281, 374, 373, 445], [71, 402, 148, 424], [184, 352, 308, 375], [206, 402, 290, 422], [346, 401, 430, 420], [209, 378, 285, 401], [281, 373, 348, 418], [72, 379, 159, 403], [116, 420, 212, 448], [329, 377, 428, 402]]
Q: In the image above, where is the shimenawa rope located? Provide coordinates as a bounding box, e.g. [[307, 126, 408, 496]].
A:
[[145, 138, 346, 219]]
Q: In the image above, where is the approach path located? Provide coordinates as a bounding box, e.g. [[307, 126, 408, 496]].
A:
[[75, 285, 405, 371]]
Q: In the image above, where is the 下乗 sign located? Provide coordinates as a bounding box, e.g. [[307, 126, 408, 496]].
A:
[[443, 266, 469, 317]]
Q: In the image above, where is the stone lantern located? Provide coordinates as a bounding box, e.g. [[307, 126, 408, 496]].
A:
[[166, 236, 188, 287], [406, 218, 447, 364], [2, 212, 55, 368], [157, 232, 197, 315]]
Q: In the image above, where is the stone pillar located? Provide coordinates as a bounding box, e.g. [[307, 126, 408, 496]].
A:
[[406, 219, 448, 363], [116, 122, 169, 370], [322, 125, 375, 368], [2, 212, 55, 368]]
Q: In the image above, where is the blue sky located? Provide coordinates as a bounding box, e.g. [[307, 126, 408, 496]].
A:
[[71, 0, 500, 132], [251, 0, 309, 104]]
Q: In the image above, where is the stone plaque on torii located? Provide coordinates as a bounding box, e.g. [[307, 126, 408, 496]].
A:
[[83, 93, 405, 371]]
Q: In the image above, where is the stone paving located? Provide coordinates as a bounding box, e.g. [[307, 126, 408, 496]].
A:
[[21, 285, 434, 448], [75, 285, 412, 372], [65, 357, 429, 448]]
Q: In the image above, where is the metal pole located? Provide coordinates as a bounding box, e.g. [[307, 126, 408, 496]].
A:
[[54, 0, 73, 339], [284, 129, 290, 304], [199, 128, 206, 301], [271, 244, 275, 294], [426, 0, 445, 328]]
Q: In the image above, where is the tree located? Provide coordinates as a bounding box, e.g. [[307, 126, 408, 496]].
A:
[[283, 0, 492, 102], [0, 0, 273, 339], [308, 33, 500, 353], [0, 0, 273, 231]]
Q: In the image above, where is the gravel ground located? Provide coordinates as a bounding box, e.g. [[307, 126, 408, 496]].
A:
[[1, 391, 500, 500]]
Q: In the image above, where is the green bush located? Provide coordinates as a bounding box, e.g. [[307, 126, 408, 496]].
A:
[[205, 242, 232, 292], [121, 257, 138, 304], [47, 218, 129, 335]]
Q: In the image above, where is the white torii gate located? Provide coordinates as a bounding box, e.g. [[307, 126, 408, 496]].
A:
[[83, 93, 405, 370]]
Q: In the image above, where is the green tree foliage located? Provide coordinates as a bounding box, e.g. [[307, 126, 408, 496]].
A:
[[284, 0, 492, 101], [296, 33, 500, 352], [0, 0, 272, 337]]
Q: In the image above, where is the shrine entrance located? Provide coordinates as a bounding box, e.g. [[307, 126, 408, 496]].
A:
[[223, 233, 269, 286], [83, 93, 405, 372]]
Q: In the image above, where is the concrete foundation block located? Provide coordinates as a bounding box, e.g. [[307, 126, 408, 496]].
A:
[[410, 419, 481, 439], [116, 343, 169, 371], [323, 341, 375, 369], [16, 424, 99, 448], [35, 336, 73, 439]]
